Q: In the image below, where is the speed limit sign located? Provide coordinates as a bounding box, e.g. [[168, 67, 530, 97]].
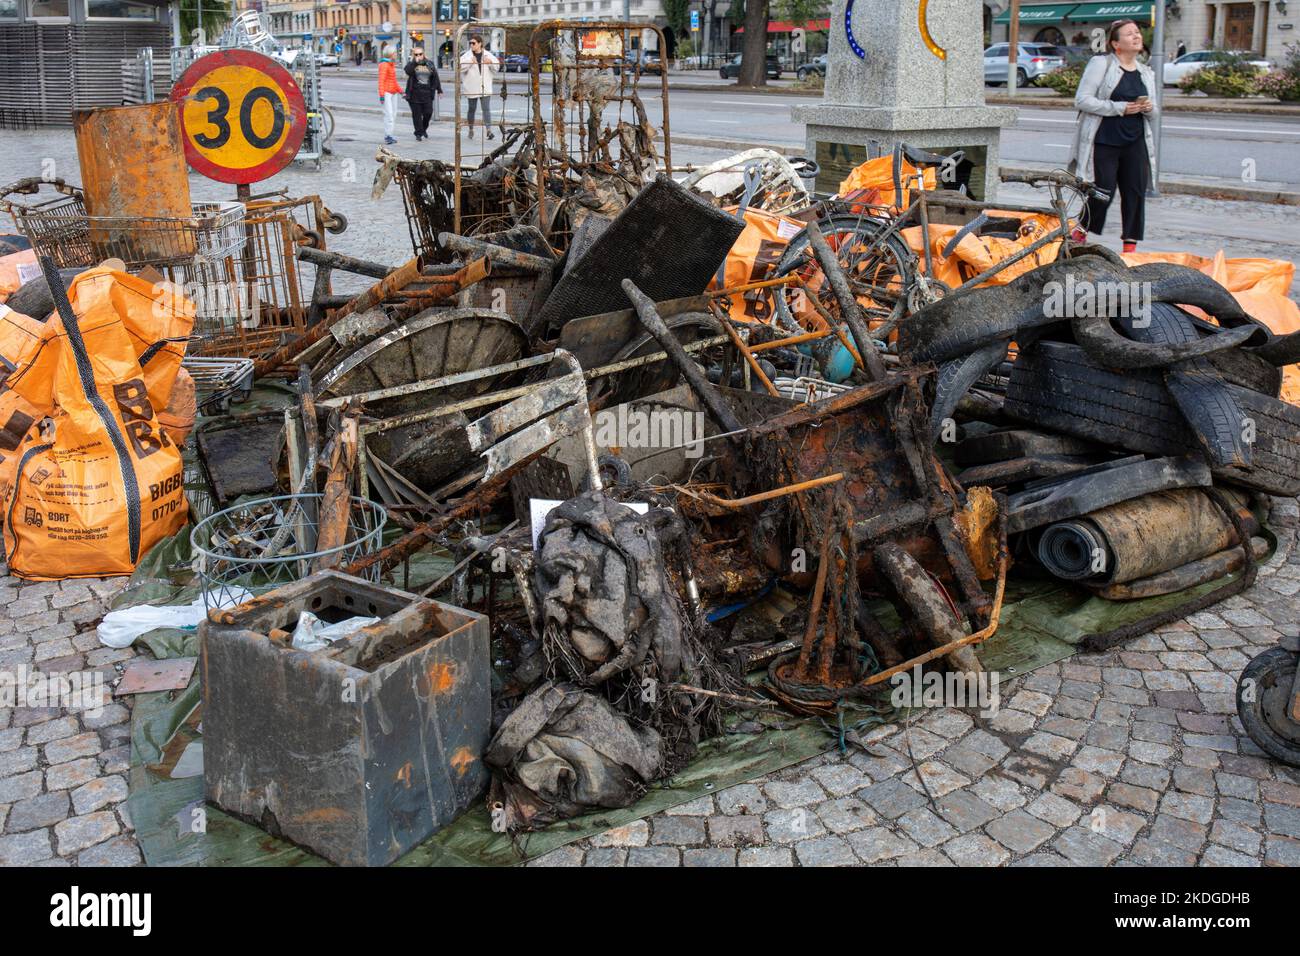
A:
[[170, 49, 307, 184]]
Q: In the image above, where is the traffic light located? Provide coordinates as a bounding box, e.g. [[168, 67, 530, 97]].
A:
[[336, 26, 345, 39]]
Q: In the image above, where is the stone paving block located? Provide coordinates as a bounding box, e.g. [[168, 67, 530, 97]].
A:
[[1052, 826, 1124, 866], [985, 809, 1056, 853], [584, 848, 627, 866], [1210, 820, 1262, 855], [813, 796, 877, 835], [43, 731, 101, 765], [846, 827, 917, 864], [764, 807, 826, 844], [809, 762, 871, 797], [1129, 838, 1198, 866], [627, 847, 681, 867], [0, 770, 43, 804], [1051, 767, 1107, 804], [1088, 806, 1144, 846], [794, 835, 857, 867], [738, 846, 793, 867], [70, 776, 128, 816], [942, 832, 1010, 866], [895, 848, 955, 866], [1119, 765, 1170, 790], [935, 789, 999, 832], [1023, 732, 1078, 761], [1200, 844, 1258, 866], [589, 821, 649, 848], [663, 795, 713, 816], [715, 783, 767, 816], [1107, 782, 1159, 814], [900, 761, 970, 798], [0, 829, 53, 865], [971, 775, 1028, 811], [764, 779, 826, 809], [683, 848, 736, 867], [707, 814, 764, 847], [1149, 814, 1208, 851], [528, 846, 584, 866], [1263, 836, 1300, 867], [53, 811, 120, 856], [895, 806, 959, 847], [1027, 792, 1083, 828], [1263, 801, 1300, 840], [1172, 766, 1216, 797], [858, 778, 928, 820], [77, 834, 142, 867]]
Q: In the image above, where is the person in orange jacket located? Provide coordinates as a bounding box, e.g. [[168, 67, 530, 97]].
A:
[[378, 46, 404, 144]]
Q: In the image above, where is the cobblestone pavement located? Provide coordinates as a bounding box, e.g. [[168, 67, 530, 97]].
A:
[[0, 499, 1297, 866]]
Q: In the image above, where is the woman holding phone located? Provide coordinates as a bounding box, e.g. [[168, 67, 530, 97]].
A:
[[1069, 19, 1157, 253]]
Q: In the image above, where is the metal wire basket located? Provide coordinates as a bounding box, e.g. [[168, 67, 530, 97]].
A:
[[190, 494, 388, 616], [15, 199, 246, 271]]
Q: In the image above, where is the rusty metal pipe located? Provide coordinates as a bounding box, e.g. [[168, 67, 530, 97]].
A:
[[297, 246, 396, 279], [437, 232, 554, 274], [678, 473, 844, 511], [623, 278, 745, 436], [805, 225, 888, 382]]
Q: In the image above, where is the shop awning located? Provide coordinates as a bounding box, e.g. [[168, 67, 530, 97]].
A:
[[1066, 1, 1155, 21], [993, 4, 1078, 24]]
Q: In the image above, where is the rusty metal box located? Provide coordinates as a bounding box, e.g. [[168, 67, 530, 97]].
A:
[[200, 571, 490, 867]]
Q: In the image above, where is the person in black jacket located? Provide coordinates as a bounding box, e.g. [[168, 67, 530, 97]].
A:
[[404, 45, 442, 141]]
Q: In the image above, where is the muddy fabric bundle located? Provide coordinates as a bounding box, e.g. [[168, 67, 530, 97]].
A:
[[485, 681, 662, 829], [535, 491, 686, 685]]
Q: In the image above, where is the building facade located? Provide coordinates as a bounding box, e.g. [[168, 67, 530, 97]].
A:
[[983, 0, 1297, 59]]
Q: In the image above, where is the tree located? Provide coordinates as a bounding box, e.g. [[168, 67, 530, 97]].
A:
[[662, 0, 691, 37], [736, 0, 823, 86], [737, 0, 769, 85], [177, 0, 231, 46]]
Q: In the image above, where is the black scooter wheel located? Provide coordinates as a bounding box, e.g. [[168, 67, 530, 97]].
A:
[[1237, 646, 1300, 767]]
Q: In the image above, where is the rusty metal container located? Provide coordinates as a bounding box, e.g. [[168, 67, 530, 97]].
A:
[[73, 101, 193, 259], [200, 571, 491, 867]]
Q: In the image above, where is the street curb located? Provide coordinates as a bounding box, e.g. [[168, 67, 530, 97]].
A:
[[333, 106, 1300, 205], [985, 93, 1300, 116], [1000, 162, 1300, 205]]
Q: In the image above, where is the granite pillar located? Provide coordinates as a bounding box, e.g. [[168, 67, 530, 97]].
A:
[[792, 0, 1016, 200]]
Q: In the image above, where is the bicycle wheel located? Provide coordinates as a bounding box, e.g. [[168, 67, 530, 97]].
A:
[[320, 106, 335, 146], [773, 212, 916, 339]]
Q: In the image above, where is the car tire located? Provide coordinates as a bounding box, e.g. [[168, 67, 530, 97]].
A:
[[719, 67, 727, 79], [1016, 68, 1029, 87], [1004, 340, 1300, 497], [1237, 647, 1300, 767]]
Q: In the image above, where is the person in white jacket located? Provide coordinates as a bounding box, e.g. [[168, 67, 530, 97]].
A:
[[1069, 19, 1157, 253], [459, 33, 499, 141]]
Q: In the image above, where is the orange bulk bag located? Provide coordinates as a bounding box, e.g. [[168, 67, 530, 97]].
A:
[[3, 266, 194, 579], [709, 207, 804, 323]]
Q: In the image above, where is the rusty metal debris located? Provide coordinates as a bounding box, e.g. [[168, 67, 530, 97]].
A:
[[15, 76, 1300, 859]]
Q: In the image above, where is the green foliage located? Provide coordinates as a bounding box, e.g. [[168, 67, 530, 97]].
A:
[[728, 0, 745, 27], [662, 0, 691, 37], [771, 0, 825, 26], [1177, 52, 1261, 97], [1256, 41, 1300, 101], [176, 0, 229, 45], [1038, 63, 1084, 95]]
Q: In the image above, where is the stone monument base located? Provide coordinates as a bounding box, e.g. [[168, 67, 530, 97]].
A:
[[792, 104, 1018, 202]]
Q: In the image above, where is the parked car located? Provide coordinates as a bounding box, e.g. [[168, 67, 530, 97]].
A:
[[614, 51, 664, 75], [316, 52, 340, 67], [502, 53, 530, 73], [719, 53, 781, 80], [1162, 49, 1272, 85], [983, 43, 1068, 86], [796, 54, 828, 80]]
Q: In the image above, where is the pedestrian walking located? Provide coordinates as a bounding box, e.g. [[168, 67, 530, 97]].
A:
[[378, 45, 403, 145], [355, 49, 363, 68], [1176, 39, 1187, 59], [1069, 19, 1157, 253], [459, 33, 498, 141], [404, 44, 442, 141]]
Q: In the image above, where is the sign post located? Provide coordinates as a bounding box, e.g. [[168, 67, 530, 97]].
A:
[[171, 50, 308, 323]]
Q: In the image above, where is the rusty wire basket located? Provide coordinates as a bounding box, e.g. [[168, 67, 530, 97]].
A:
[[191, 494, 388, 617]]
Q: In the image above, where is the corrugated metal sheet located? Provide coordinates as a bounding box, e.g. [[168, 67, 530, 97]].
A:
[[0, 22, 171, 128]]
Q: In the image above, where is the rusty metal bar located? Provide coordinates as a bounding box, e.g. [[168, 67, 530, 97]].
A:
[[297, 246, 396, 279], [676, 473, 844, 511], [437, 232, 554, 274], [806, 224, 888, 382], [716, 311, 779, 398]]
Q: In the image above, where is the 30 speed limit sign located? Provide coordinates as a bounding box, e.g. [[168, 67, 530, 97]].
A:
[[170, 49, 307, 184]]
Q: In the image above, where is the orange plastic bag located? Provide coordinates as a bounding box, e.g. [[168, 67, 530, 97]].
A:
[[901, 211, 1066, 288], [837, 155, 937, 211], [0, 249, 39, 304], [709, 207, 804, 323], [3, 267, 194, 579]]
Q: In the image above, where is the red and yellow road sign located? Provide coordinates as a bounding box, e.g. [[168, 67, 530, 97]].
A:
[[170, 49, 307, 185]]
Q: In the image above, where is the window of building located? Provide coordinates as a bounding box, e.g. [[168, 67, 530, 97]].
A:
[[0, 0, 17, 18], [28, 0, 70, 18]]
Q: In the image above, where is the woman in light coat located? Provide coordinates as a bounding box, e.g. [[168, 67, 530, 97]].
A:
[[459, 33, 499, 141], [1069, 20, 1157, 253]]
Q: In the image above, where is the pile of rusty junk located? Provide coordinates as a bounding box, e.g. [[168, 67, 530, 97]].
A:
[[5, 76, 1300, 865], [184, 140, 1300, 860]]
